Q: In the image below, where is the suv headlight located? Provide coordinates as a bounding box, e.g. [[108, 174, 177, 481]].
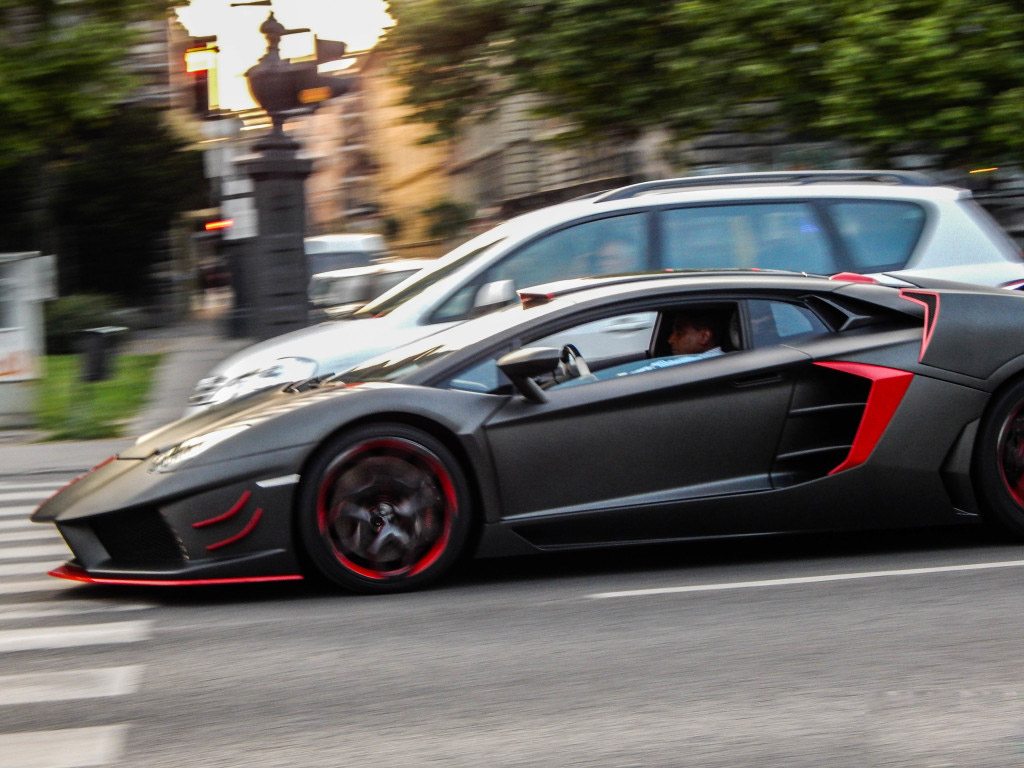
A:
[[189, 357, 318, 409]]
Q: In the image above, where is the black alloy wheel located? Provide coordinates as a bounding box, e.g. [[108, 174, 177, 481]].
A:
[[298, 424, 472, 593], [975, 377, 1024, 537]]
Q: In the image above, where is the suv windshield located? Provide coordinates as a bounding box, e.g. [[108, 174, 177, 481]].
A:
[[353, 231, 507, 318]]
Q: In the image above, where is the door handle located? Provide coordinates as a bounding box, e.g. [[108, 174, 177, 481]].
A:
[[731, 372, 784, 388]]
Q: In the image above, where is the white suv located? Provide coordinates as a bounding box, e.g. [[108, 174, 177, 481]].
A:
[[188, 171, 1024, 412]]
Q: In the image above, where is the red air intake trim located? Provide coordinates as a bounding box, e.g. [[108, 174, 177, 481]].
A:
[[815, 361, 914, 475], [48, 564, 303, 586]]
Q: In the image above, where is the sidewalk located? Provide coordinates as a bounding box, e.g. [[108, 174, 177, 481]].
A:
[[0, 306, 252, 476]]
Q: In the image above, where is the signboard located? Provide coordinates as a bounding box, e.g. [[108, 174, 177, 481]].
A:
[[0, 327, 35, 382]]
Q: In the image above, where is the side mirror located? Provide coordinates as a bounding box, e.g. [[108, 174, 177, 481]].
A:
[[472, 279, 517, 317], [497, 347, 561, 403]]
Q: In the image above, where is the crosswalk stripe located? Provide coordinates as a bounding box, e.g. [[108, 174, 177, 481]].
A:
[[0, 579, 79, 595], [0, 482, 67, 491], [0, 530, 61, 543], [0, 621, 152, 653], [0, 562, 63, 577], [0, 725, 127, 768], [0, 506, 37, 518], [0, 491, 58, 502], [0, 545, 70, 561], [0, 666, 144, 706], [0, 600, 153, 621], [0, 519, 38, 531]]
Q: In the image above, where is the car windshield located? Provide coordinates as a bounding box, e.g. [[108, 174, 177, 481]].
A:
[[353, 230, 508, 318], [336, 302, 554, 383]]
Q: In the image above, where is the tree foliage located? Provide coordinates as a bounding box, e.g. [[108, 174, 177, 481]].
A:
[[384, 0, 1024, 165]]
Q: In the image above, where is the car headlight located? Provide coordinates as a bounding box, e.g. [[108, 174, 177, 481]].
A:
[[150, 425, 251, 473], [190, 357, 319, 409]]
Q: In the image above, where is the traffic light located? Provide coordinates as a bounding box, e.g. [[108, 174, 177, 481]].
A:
[[297, 36, 354, 107]]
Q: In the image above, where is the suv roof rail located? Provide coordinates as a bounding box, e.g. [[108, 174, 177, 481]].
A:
[[593, 170, 938, 202]]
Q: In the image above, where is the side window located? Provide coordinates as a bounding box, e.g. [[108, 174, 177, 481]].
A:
[[536, 312, 656, 362], [661, 204, 834, 275], [828, 201, 925, 272], [487, 213, 649, 288], [748, 299, 830, 348]]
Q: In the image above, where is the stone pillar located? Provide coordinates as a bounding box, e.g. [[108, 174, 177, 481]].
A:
[[234, 141, 313, 341]]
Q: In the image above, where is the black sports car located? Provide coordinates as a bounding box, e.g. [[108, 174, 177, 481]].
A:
[[32, 271, 1024, 593]]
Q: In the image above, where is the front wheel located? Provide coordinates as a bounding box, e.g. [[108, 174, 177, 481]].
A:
[[974, 378, 1024, 537], [297, 424, 471, 593]]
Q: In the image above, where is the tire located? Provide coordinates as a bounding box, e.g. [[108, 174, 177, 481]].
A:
[[974, 378, 1024, 537], [297, 424, 472, 593]]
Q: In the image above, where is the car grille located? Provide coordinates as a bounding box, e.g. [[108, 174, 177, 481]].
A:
[[90, 508, 186, 566]]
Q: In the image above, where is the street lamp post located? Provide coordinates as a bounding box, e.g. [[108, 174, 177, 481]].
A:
[[230, 8, 351, 340]]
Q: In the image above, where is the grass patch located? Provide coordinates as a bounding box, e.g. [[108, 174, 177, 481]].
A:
[[36, 354, 163, 440]]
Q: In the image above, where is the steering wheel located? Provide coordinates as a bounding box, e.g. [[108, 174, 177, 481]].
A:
[[554, 344, 593, 383]]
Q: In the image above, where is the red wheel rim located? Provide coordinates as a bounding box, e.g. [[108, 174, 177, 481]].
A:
[[316, 438, 457, 580], [997, 403, 1024, 509]]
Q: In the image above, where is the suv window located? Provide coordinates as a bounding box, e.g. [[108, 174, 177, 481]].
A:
[[827, 201, 925, 272], [431, 213, 650, 323], [660, 203, 833, 274]]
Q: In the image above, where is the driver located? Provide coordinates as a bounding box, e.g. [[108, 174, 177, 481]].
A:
[[612, 311, 724, 377]]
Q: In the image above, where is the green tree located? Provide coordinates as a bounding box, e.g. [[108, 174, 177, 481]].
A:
[[384, 0, 1024, 166], [52, 104, 207, 300]]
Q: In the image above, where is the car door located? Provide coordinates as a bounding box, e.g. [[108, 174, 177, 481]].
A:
[[480, 303, 812, 547]]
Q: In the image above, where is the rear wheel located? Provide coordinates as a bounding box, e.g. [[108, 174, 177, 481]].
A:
[[298, 424, 471, 593], [975, 378, 1024, 536]]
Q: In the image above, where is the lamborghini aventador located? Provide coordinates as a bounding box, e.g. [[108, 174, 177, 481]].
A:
[[32, 270, 1024, 593]]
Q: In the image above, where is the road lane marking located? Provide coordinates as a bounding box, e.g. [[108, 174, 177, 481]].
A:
[[589, 559, 1024, 599], [0, 621, 152, 653], [0, 530, 61, 543], [0, 506, 39, 518], [0, 666, 144, 705], [0, 481, 67, 490], [0, 491, 59, 502], [0, 579, 79, 595], [0, 519, 38, 531], [0, 562, 63, 577], [0, 544, 70, 561], [0, 725, 126, 768], [0, 601, 153, 621]]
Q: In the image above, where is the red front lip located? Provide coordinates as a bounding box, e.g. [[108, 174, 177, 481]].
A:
[[48, 563, 303, 587]]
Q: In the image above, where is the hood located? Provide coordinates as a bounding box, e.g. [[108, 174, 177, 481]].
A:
[[203, 317, 433, 381]]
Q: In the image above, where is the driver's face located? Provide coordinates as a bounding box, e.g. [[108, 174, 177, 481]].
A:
[[668, 320, 711, 355]]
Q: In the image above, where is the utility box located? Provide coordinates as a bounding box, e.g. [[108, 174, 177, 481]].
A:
[[0, 252, 56, 427]]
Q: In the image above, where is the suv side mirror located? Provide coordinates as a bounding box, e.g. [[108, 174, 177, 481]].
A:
[[472, 279, 517, 317], [496, 347, 561, 403]]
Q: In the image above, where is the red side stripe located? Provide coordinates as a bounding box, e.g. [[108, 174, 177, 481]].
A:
[[899, 289, 940, 361], [815, 362, 914, 475]]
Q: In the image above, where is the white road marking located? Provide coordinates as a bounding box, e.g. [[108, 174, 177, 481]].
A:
[[0, 725, 127, 768], [589, 559, 1024, 599], [0, 600, 154, 621], [0, 491, 59, 502], [0, 621, 152, 653], [0, 530, 61, 543], [0, 544, 70, 561], [0, 506, 39, 518], [0, 666, 144, 706], [0, 519, 38, 531], [0, 482, 66, 491], [0, 579, 79, 595], [0, 562, 63, 577]]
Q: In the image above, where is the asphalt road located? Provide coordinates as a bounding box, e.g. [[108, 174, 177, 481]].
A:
[[4, 473, 1024, 767]]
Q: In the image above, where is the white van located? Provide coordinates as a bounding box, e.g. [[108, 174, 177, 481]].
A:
[[305, 234, 388, 277]]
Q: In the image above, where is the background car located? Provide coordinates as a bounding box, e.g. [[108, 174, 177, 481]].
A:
[[308, 259, 427, 322], [304, 233, 389, 278], [36, 270, 1024, 593], [188, 170, 1024, 413]]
